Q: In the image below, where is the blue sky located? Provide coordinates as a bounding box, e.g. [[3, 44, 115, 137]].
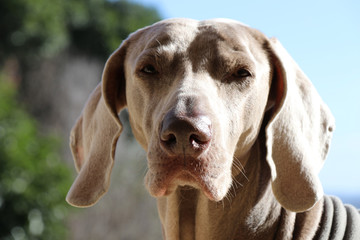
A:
[[133, 0, 360, 195]]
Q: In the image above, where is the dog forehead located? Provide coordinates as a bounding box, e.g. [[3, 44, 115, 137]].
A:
[[126, 19, 198, 54], [127, 18, 255, 56]]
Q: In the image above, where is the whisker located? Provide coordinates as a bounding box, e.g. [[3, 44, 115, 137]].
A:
[[232, 163, 244, 176], [227, 188, 234, 199], [232, 175, 243, 188], [233, 157, 249, 182], [225, 175, 242, 205], [233, 156, 246, 172], [229, 187, 236, 201], [233, 158, 243, 170], [221, 198, 225, 210], [231, 181, 236, 191], [225, 195, 232, 206]]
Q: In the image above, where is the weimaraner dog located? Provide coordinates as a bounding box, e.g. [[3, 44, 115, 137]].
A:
[[66, 18, 360, 239]]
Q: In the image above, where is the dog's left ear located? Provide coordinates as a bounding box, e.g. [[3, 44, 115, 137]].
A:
[[265, 38, 335, 212], [66, 42, 128, 207]]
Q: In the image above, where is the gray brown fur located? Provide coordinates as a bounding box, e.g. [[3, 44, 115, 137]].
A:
[[66, 19, 359, 239]]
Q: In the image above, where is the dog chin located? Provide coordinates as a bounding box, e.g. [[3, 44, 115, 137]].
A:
[[144, 169, 231, 202]]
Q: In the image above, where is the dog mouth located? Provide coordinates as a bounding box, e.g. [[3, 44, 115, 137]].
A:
[[144, 156, 232, 202], [144, 109, 233, 202]]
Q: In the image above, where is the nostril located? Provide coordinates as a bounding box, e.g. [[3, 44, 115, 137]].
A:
[[161, 133, 177, 146], [189, 133, 210, 145], [190, 134, 199, 144]]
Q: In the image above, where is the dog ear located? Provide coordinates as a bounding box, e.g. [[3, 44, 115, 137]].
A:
[[66, 42, 128, 207], [265, 38, 335, 212]]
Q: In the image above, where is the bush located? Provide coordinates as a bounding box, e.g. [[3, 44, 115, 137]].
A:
[[0, 76, 72, 239]]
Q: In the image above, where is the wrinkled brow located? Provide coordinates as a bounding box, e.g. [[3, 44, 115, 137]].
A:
[[145, 33, 173, 50], [187, 29, 256, 78]]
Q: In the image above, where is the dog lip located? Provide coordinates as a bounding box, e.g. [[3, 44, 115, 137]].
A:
[[176, 171, 198, 183], [149, 169, 199, 197], [147, 164, 225, 201]]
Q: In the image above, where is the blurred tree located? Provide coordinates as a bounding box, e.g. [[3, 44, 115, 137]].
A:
[[0, 75, 72, 239], [0, 1, 162, 238], [0, 0, 161, 119], [0, 0, 161, 63], [0, 0, 68, 62], [67, 0, 161, 59]]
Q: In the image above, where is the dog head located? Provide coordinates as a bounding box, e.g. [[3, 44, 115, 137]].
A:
[[66, 18, 334, 212]]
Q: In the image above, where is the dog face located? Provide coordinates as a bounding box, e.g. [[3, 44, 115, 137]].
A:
[[66, 18, 334, 213], [124, 19, 272, 201]]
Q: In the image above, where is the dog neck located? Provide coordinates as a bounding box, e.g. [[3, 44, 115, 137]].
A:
[[156, 140, 277, 239], [156, 139, 324, 240]]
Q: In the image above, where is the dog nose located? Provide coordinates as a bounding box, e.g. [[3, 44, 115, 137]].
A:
[[160, 110, 212, 157]]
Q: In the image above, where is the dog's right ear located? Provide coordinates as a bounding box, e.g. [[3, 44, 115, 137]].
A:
[[66, 41, 128, 208]]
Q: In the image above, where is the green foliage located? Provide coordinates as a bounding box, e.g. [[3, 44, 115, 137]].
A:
[[0, 76, 72, 239], [0, 0, 69, 60], [0, 0, 161, 62], [68, 0, 161, 59]]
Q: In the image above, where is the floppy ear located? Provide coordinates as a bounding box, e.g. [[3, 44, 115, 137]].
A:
[[66, 42, 128, 207], [265, 38, 335, 212]]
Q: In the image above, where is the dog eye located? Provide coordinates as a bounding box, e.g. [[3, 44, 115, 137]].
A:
[[232, 68, 252, 78], [141, 64, 158, 74]]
